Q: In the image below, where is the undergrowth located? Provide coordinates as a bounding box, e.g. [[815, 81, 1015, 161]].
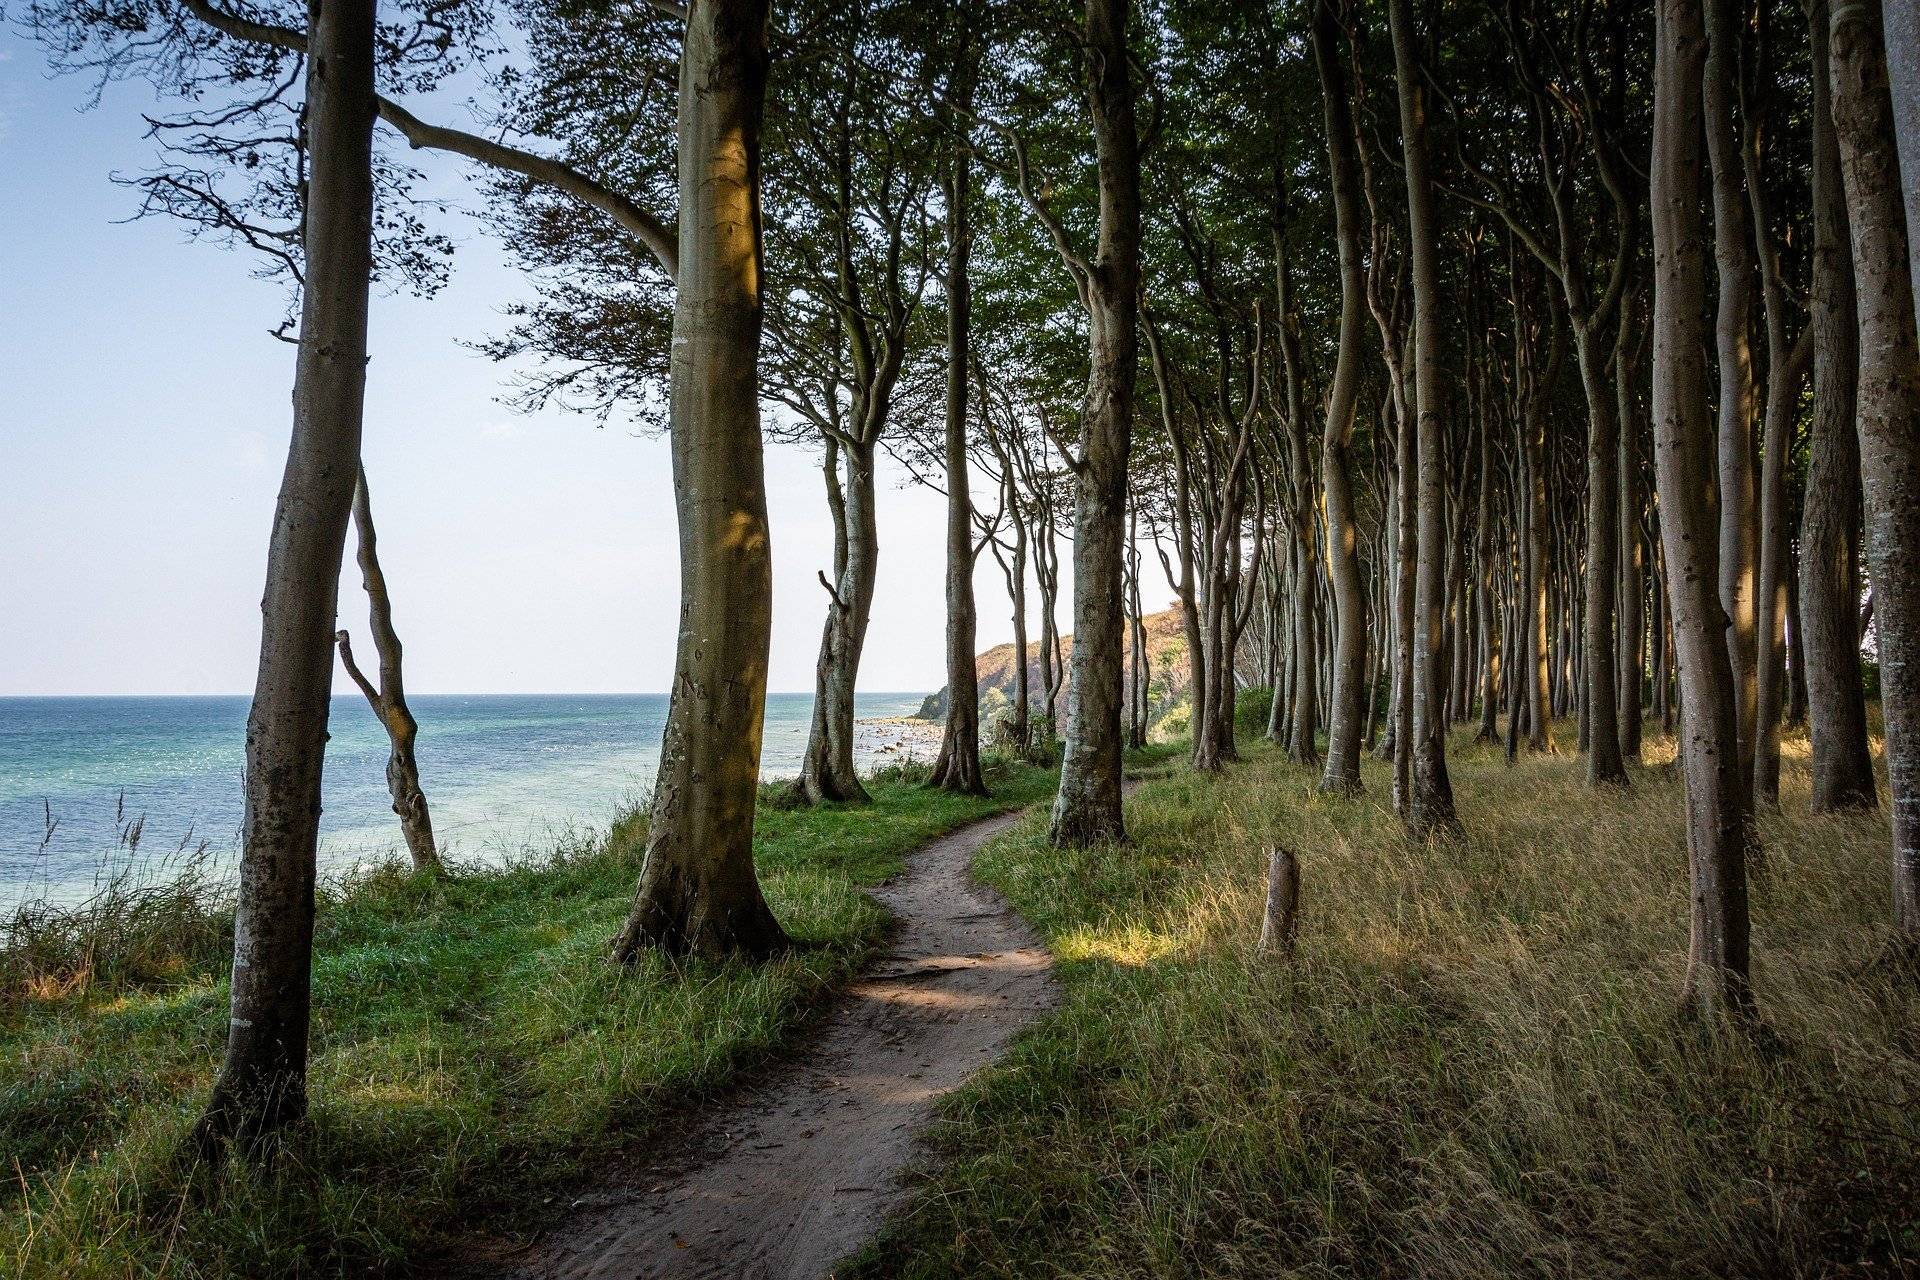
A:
[[859, 723, 1919, 1279], [0, 752, 1065, 1278]]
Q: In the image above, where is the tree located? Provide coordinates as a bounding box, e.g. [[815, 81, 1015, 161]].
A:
[[1649, 0, 1755, 1016], [335, 465, 440, 875], [762, 6, 937, 807], [929, 10, 988, 796], [611, 0, 787, 959], [1388, 0, 1460, 836], [1798, 2, 1877, 815], [988, 0, 1143, 847], [1313, 0, 1371, 795], [1826, 0, 1920, 942]]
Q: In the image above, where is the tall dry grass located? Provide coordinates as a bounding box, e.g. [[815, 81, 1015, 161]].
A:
[[866, 722, 1918, 1278]]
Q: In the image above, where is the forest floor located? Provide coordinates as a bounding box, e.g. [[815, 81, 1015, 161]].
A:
[[0, 753, 1096, 1279], [848, 721, 1920, 1278]]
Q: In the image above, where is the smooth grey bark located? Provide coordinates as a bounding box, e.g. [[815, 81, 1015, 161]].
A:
[[1704, 0, 1760, 792], [930, 78, 986, 796], [1388, 0, 1457, 836], [1801, 7, 1877, 815], [1650, 0, 1755, 1017], [612, 0, 786, 962], [194, 0, 378, 1152], [335, 465, 439, 875], [1828, 0, 1920, 939], [1313, 0, 1368, 794], [1048, 0, 1141, 849]]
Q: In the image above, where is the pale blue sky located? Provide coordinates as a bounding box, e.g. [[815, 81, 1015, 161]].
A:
[[0, 28, 1047, 697]]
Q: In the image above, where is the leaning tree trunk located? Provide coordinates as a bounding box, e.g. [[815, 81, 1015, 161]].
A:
[[1314, 0, 1368, 794], [930, 45, 985, 797], [335, 466, 439, 874], [1650, 0, 1755, 1018], [612, 0, 786, 962], [1704, 0, 1760, 793], [1828, 0, 1920, 940], [1800, 6, 1877, 815], [1390, 0, 1458, 836], [1049, 0, 1140, 849], [194, 0, 378, 1153]]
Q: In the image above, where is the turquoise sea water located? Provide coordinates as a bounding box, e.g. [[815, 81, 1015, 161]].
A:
[[0, 692, 928, 906]]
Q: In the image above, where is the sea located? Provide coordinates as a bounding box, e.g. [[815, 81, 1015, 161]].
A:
[[0, 692, 930, 908]]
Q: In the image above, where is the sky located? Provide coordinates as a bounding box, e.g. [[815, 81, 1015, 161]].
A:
[[0, 27, 1068, 698]]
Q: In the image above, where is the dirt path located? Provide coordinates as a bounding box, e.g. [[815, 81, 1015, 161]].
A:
[[471, 805, 1057, 1280]]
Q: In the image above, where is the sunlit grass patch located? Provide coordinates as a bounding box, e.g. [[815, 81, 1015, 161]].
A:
[[0, 755, 1065, 1278], [860, 721, 1920, 1279]]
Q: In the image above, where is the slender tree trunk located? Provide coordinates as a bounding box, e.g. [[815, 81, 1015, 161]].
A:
[[1617, 310, 1648, 761], [1801, 7, 1877, 815], [612, 0, 786, 962], [1389, 0, 1456, 835], [930, 70, 985, 796], [1651, 0, 1755, 1016], [1050, 0, 1140, 848], [335, 466, 439, 874], [796, 441, 877, 804], [1576, 323, 1627, 786], [194, 0, 378, 1153], [1314, 0, 1368, 793], [1828, 0, 1920, 939], [1705, 0, 1760, 792], [1752, 332, 1811, 805]]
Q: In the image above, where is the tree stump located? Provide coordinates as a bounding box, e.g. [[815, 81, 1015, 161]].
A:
[[1256, 847, 1300, 961]]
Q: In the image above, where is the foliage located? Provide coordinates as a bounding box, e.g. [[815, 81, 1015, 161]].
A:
[[1233, 685, 1274, 737]]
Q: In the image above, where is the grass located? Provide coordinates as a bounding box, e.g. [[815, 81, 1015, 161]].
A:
[[0, 753, 1064, 1278], [857, 723, 1920, 1278]]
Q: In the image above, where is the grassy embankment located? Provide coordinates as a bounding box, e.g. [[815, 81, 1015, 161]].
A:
[[0, 753, 1090, 1277], [862, 721, 1919, 1278]]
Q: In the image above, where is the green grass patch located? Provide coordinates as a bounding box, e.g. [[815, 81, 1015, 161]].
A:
[[860, 725, 1920, 1278], [0, 754, 1061, 1278]]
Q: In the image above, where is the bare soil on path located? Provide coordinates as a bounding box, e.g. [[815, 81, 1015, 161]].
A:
[[458, 804, 1057, 1280]]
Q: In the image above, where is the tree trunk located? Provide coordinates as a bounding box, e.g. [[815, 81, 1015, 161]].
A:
[[930, 90, 986, 796], [612, 0, 786, 963], [1828, 0, 1920, 940], [1705, 0, 1760, 793], [1575, 322, 1627, 786], [1801, 6, 1877, 814], [796, 440, 877, 805], [1617, 306, 1648, 761], [194, 0, 378, 1153], [1314, 0, 1367, 794], [1049, 0, 1141, 849], [1650, 0, 1755, 1017], [1887, 0, 1920, 317], [1389, 0, 1458, 836], [335, 466, 439, 874]]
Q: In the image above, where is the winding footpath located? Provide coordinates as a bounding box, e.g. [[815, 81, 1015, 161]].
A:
[[468, 804, 1059, 1279]]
